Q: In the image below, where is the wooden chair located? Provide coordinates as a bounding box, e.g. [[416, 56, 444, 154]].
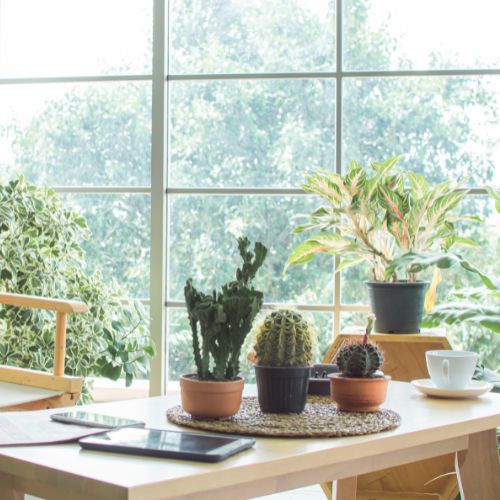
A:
[[0, 293, 88, 411]]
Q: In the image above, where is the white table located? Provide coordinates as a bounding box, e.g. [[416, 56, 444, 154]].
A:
[[0, 381, 499, 500]]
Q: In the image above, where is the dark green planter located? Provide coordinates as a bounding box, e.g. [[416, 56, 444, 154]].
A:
[[254, 365, 310, 413], [366, 281, 429, 334]]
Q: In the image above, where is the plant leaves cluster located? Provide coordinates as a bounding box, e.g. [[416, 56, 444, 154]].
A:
[[286, 157, 478, 282], [421, 189, 500, 336], [184, 237, 267, 381], [0, 176, 155, 401]]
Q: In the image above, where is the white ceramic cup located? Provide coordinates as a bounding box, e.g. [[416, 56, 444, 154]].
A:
[[426, 350, 477, 390]]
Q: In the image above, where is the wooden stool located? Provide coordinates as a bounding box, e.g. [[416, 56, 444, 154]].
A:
[[321, 329, 459, 500], [0, 293, 88, 411]]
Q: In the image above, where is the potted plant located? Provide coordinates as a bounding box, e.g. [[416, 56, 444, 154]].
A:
[[251, 309, 314, 413], [329, 316, 390, 411], [286, 157, 476, 333], [181, 237, 267, 419]]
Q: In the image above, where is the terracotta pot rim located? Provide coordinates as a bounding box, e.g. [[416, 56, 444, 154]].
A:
[[328, 373, 391, 382], [180, 373, 244, 392]]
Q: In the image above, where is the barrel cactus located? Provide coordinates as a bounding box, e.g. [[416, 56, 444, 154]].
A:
[[253, 309, 314, 367], [336, 315, 384, 378]]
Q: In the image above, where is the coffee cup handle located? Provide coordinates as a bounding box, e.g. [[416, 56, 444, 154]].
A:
[[442, 359, 450, 384]]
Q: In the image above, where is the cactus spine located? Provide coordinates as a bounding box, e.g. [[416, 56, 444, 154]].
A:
[[336, 315, 384, 377], [253, 309, 314, 367]]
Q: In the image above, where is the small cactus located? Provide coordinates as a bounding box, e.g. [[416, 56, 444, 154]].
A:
[[336, 315, 384, 378], [253, 309, 314, 367]]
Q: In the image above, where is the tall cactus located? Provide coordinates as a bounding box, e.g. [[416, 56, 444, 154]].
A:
[[184, 237, 267, 381], [336, 315, 384, 377], [253, 309, 314, 367]]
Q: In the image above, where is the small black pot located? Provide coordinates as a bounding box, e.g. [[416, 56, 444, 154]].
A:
[[254, 365, 310, 413], [308, 363, 339, 396], [366, 281, 429, 334]]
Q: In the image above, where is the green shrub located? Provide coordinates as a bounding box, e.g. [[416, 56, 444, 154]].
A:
[[0, 176, 154, 401]]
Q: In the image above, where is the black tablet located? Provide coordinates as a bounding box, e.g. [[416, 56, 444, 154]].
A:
[[79, 428, 255, 462]]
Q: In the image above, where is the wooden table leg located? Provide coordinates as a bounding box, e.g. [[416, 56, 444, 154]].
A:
[[0, 473, 24, 500], [455, 429, 500, 500], [320, 481, 333, 499], [334, 477, 357, 500]]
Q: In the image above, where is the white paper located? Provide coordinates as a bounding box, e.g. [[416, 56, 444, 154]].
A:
[[0, 411, 105, 446]]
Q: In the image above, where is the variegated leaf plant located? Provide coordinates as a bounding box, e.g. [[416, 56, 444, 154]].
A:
[[286, 157, 476, 282]]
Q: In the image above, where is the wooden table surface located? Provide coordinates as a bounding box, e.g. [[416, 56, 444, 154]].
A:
[[0, 381, 499, 500]]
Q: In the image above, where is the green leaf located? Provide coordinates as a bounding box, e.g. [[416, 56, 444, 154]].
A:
[[285, 233, 354, 271], [111, 320, 125, 332], [426, 302, 500, 333], [453, 237, 479, 248], [485, 186, 500, 214], [387, 251, 499, 290], [143, 345, 156, 357], [100, 363, 122, 381], [407, 172, 429, 199], [336, 256, 367, 273]]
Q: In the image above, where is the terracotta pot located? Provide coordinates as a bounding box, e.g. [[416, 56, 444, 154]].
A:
[[328, 373, 391, 412], [179, 374, 244, 419]]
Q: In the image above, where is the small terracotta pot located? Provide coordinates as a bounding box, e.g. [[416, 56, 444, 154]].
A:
[[179, 374, 244, 419], [328, 373, 391, 412]]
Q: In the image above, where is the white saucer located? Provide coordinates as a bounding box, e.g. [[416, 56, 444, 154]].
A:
[[411, 379, 493, 399]]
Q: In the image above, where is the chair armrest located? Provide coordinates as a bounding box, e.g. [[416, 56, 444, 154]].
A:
[[0, 292, 89, 376], [0, 293, 88, 313]]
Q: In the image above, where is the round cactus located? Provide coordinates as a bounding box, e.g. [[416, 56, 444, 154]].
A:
[[253, 309, 314, 367], [336, 342, 384, 377], [336, 313, 383, 378]]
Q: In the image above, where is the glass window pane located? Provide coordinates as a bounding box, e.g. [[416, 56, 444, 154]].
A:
[[0, 0, 152, 77], [343, 77, 500, 186], [341, 263, 372, 305], [169, 80, 335, 188], [168, 308, 196, 381], [169, 0, 335, 74], [168, 308, 334, 382], [341, 311, 369, 333], [0, 82, 151, 186], [167, 195, 334, 304], [344, 0, 500, 71], [60, 194, 151, 298]]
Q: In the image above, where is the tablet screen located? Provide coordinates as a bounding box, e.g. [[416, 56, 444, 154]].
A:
[[91, 428, 239, 453]]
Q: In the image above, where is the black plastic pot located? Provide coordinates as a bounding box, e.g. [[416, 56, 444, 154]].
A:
[[254, 365, 310, 413], [308, 363, 339, 396], [366, 281, 429, 334]]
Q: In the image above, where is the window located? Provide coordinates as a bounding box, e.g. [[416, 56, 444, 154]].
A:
[[2, 0, 499, 394], [164, 0, 500, 386], [0, 0, 153, 392]]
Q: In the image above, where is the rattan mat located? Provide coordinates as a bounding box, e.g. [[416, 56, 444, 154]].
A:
[[166, 396, 401, 437]]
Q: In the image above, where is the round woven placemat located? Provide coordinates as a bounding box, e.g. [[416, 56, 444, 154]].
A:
[[166, 396, 401, 437]]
